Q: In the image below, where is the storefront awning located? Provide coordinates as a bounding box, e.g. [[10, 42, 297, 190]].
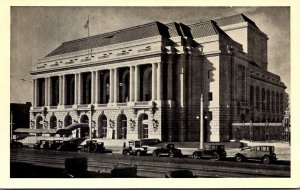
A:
[[14, 128, 58, 134], [55, 123, 89, 135]]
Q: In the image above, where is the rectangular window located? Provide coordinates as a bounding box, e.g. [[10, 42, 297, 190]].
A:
[[208, 70, 212, 79], [208, 92, 213, 101]]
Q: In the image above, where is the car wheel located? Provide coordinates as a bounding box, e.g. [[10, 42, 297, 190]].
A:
[[152, 151, 157, 157], [212, 152, 220, 160], [169, 152, 175, 158], [262, 155, 270, 164], [235, 155, 243, 162], [136, 151, 141, 156], [193, 153, 200, 159], [122, 150, 127, 155]]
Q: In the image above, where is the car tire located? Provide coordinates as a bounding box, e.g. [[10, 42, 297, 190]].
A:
[[193, 153, 200, 159], [122, 150, 127, 155], [152, 151, 157, 157], [235, 155, 243, 162], [136, 151, 141, 156], [262, 155, 270, 164], [169, 152, 175, 158], [212, 152, 220, 160]]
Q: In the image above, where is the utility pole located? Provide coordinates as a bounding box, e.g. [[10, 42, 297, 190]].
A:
[[200, 94, 204, 149]]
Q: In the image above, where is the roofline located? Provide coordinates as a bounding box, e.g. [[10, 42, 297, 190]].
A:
[[62, 21, 165, 45]]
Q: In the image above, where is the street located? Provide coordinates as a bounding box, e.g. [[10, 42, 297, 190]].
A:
[[11, 148, 290, 178]]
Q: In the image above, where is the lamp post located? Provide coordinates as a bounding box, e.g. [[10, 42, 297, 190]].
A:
[[200, 94, 204, 149]]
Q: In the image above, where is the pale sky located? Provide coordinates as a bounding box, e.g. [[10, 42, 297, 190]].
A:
[[10, 6, 290, 103]]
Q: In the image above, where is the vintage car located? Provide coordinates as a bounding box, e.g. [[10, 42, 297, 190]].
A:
[[57, 140, 78, 151], [81, 140, 112, 153], [152, 143, 182, 158], [191, 144, 227, 160], [235, 145, 277, 164], [33, 140, 46, 149], [10, 139, 23, 148], [48, 140, 63, 150], [122, 140, 148, 156]]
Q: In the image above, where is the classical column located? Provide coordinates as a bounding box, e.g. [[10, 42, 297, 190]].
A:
[[58, 75, 62, 105], [62, 75, 66, 105], [95, 70, 100, 104], [33, 79, 37, 107], [91, 71, 95, 104], [74, 74, 78, 105], [114, 68, 119, 103], [48, 78, 52, 106], [78, 73, 82, 105], [151, 63, 157, 101], [134, 65, 140, 101], [157, 62, 163, 100], [44, 78, 48, 106], [129, 66, 135, 102], [109, 69, 114, 103]]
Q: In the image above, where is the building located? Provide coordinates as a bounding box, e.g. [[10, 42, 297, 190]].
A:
[[29, 14, 287, 142], [10, 102, 32, 138]]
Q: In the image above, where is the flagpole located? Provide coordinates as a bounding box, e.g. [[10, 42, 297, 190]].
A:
[[87, 15, 89, 37]]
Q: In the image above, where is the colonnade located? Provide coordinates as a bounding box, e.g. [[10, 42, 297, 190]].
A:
[[32, 62, 163, 107]]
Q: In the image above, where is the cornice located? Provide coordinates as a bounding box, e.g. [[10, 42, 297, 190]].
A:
[[31, 53, 162, 75]]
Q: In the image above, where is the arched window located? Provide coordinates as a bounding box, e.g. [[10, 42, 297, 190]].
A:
[[64, 115, 72, 128], [98, 114, 107, 138], [138, 113, 149, 139], [140, 65, 152, 101], [119, 68, 130, 103], [262, 88, 265, 111], [117, 114, 127, 139], [256, 87, 260, 111], [36, 116, 43, 129], [250, 86, 254, 108], [50, 115, 57, 129]]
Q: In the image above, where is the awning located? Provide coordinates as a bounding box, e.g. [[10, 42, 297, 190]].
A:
[[55, 123, 89, 135], [14, 128, 58, 134]]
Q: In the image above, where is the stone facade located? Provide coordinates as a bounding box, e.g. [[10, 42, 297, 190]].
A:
[[30, 14, 287, 142]]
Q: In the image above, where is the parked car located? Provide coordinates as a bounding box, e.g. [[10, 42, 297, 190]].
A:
[[33, 140, 46, 149], [57, 140, 78, 151], [191, 145, 226, 160], [122, 140, 148, 156], [152, 143, 182, 158], [10, 139, 23, 148], [234, 146, 277, 164], [48, 140, 63, 150], [81, 140, 110, 153]]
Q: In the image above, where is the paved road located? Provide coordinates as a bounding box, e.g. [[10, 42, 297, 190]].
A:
[[10, 148, 290, 178]]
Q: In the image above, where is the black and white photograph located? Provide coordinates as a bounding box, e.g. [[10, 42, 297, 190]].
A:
[[1, 1, 300, 188]]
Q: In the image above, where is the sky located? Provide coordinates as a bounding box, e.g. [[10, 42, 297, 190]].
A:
[[10, 6, 290, 103]]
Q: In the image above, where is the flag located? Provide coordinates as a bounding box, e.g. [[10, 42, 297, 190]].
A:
[[84, 16, 89, 29]]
